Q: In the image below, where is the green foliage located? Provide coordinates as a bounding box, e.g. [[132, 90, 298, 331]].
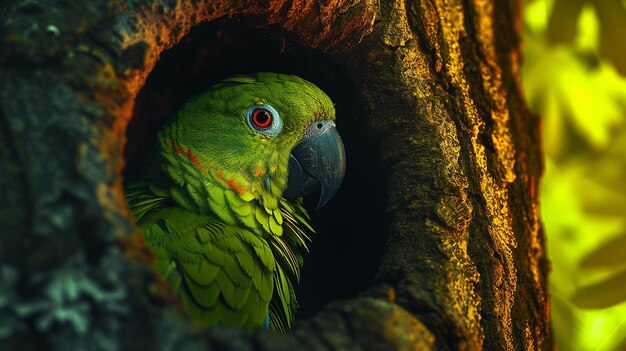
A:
[[523, 0, 626, 349]]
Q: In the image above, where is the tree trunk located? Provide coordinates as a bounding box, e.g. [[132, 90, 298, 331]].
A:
[[0, 0, 551, 350]]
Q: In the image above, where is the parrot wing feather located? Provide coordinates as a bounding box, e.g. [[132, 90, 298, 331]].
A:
[[130, 195, 275, 331]]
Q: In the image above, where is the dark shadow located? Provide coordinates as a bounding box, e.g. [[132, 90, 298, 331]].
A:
[[124, 17, 387, 321]]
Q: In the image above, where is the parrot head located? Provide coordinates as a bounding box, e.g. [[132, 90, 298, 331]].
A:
[[158, 72, 345, 209]]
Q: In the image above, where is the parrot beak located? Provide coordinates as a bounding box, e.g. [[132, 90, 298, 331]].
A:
[[283, 121, 346, 209]]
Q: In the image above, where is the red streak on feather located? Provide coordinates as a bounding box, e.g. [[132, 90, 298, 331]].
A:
[[226, 179, 247, 195], [168, 140, 247, 195], [168, 140, 209, 173], [215, 169, 247, 195]]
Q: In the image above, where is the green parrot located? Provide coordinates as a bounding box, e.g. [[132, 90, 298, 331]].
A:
[[125, 72, 345, 332]]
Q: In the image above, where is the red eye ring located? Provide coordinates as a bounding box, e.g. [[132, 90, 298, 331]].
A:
[[246, 105, 282, 135], [251, 108, 273, 128]]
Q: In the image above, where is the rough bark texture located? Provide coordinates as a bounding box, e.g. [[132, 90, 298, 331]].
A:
[[0, 0, 551, 350]]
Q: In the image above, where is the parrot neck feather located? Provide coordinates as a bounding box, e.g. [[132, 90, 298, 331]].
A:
[[157, 135, 289, 237]]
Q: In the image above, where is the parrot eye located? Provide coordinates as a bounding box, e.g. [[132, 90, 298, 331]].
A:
[[252, 109, 272, 128], [246, 105, 283, 136]]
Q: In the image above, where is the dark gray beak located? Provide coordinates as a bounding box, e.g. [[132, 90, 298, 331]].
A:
[[283, 121, 346, 209]]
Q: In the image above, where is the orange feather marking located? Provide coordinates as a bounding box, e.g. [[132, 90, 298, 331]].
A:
[[226, 179, 247, 195], [168, 140, 209, 173], [215, 169, 248, 195]]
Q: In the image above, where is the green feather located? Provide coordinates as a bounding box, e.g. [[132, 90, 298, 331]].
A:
[[235, 248, 255, 277], [148, 183, 170, 198], [215, 299, 250, 327], [223, 75, 259, 84], [185, 275, 221, 308], [206, 182, 226, 209], [179, 256, 219, 286], [273, 209, 283, 225], [255, 207, 271, 233], [169, 187, 196, 210], [252, 262, 273, 303], [243, 287, 265, 325], [179, 287, 219, 325], [269, 216, 283, 236]]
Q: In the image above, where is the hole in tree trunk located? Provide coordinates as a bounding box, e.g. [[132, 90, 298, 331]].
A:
[[123, 17, 386, 322]]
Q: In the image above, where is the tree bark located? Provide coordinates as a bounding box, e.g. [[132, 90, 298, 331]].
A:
[[0, 0, 551, 350]]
